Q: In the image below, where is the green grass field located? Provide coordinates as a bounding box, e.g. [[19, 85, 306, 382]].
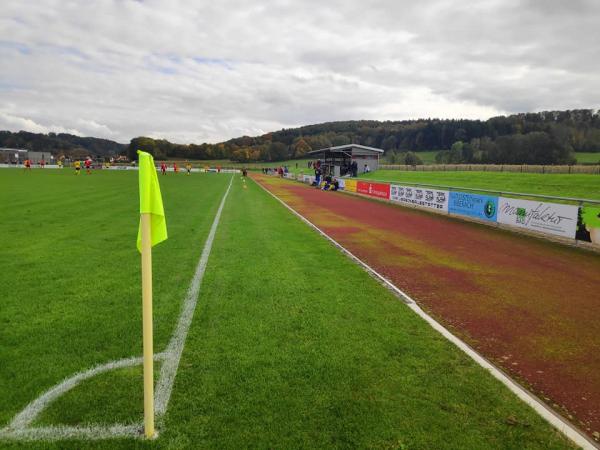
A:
[[360, 170, 600, 200], [0, 168, 576, 449], [575, 152, 600, 164]]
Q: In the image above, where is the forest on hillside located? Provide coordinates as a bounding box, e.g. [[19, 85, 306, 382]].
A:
[[128, 109, 600, 165], [0, 130, 126, 158], [3, 109, 600, 165]]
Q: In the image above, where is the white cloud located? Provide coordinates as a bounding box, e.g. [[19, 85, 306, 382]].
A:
[[0, 111, 82, 135], [0, 0, 599, 144]]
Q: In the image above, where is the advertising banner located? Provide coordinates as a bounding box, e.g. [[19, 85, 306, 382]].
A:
[[497, 197, 578, 238], [390, 185, 449, 212], [449, 191, 498, 222], [356, 181, 390, 199], [344, 179, 357, 192], [576, 206, 600, 247], [108, 165, 139, 170]]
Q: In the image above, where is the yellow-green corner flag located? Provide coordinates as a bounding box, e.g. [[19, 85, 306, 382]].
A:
[[137, 150, 167, 252]]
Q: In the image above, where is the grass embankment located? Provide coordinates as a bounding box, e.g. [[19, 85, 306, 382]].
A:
[[385, 152, 600, 166], [0, 169, 575, 449], [382, 151, 438, 165], [575, 152, 600, 164], [360, 170, 600, 200]]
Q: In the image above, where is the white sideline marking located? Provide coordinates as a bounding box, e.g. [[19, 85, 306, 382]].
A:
[[5, 424, 143, 441], [252, 176, 598, 450], [155, 175, 233, 415], [0, 175, 234, 441]]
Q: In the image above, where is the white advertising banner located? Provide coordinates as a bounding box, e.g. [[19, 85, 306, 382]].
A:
[[108, 165, 139, 170], [390, 184, 449, 212], [497, 197, 578, 238]]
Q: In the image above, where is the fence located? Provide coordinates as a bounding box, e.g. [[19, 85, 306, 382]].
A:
[[380, 164, 600, 174]]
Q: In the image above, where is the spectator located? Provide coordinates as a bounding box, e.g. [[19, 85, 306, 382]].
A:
[[364, 164, 370, 173], [321, 174, 333, 190]]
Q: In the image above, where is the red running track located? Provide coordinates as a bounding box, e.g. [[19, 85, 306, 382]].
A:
[[253, 173, 600, 442]]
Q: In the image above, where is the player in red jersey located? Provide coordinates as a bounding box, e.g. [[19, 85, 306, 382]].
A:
[[24, 159, 31, 171], [173, 162, 178, 173], [84, 158, 92, 175], [161, 162, 167, 175]]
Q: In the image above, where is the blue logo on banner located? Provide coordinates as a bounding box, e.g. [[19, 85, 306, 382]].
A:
[[449, 191, 498, 221]]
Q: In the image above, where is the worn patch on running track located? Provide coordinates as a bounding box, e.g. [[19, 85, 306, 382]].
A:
[[252, 173, 600, 442]]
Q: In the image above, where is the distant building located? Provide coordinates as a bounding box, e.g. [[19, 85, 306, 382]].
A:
[[27, 151, 53, 163], [0, 148, 28, 164], [307, 144, 384, 177]]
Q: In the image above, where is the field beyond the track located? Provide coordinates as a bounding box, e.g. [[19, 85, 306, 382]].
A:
[[359, 170, 600, 200], [0, 168, 577, 449]]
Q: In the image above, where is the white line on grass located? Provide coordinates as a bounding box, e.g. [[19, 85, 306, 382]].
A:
[[8, 354, 165, 431], [0, 175, 234, 441], [252, 176, 598, 450], [155, 174, 233, 416]]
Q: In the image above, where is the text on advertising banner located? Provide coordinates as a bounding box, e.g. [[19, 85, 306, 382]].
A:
[[357, 181, 390, 199], [344, 179, 358, 192], [448, 191, 498, 222], [497, 197, 578, 239], [390, 185, 449, 212]]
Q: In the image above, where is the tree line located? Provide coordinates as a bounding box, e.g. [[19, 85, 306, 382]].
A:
[[2, 109, 600, 165], [0, 130, 126, 158], [128, 109, 600, 165]]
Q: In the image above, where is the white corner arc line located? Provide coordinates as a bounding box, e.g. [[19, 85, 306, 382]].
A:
[[252, 176, 598, 450], [8, 353, 166, 431], [0, 175, 234, 441]]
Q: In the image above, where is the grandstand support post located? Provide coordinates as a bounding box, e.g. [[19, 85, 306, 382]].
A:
[[141, 213, 155, 439]]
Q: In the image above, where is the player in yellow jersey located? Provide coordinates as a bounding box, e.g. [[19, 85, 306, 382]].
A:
[[74, 160, 81, 175], [185, 161, 192, 175]]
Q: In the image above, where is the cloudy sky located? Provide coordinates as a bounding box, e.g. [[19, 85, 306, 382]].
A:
[[1, 0, 599, 144]]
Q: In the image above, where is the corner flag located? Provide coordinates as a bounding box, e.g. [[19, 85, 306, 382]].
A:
[[137, 150, 167, 251], [137, 149, 167, 439]]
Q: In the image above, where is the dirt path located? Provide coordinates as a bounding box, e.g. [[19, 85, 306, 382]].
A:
[[253, 173, 600, 442]]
